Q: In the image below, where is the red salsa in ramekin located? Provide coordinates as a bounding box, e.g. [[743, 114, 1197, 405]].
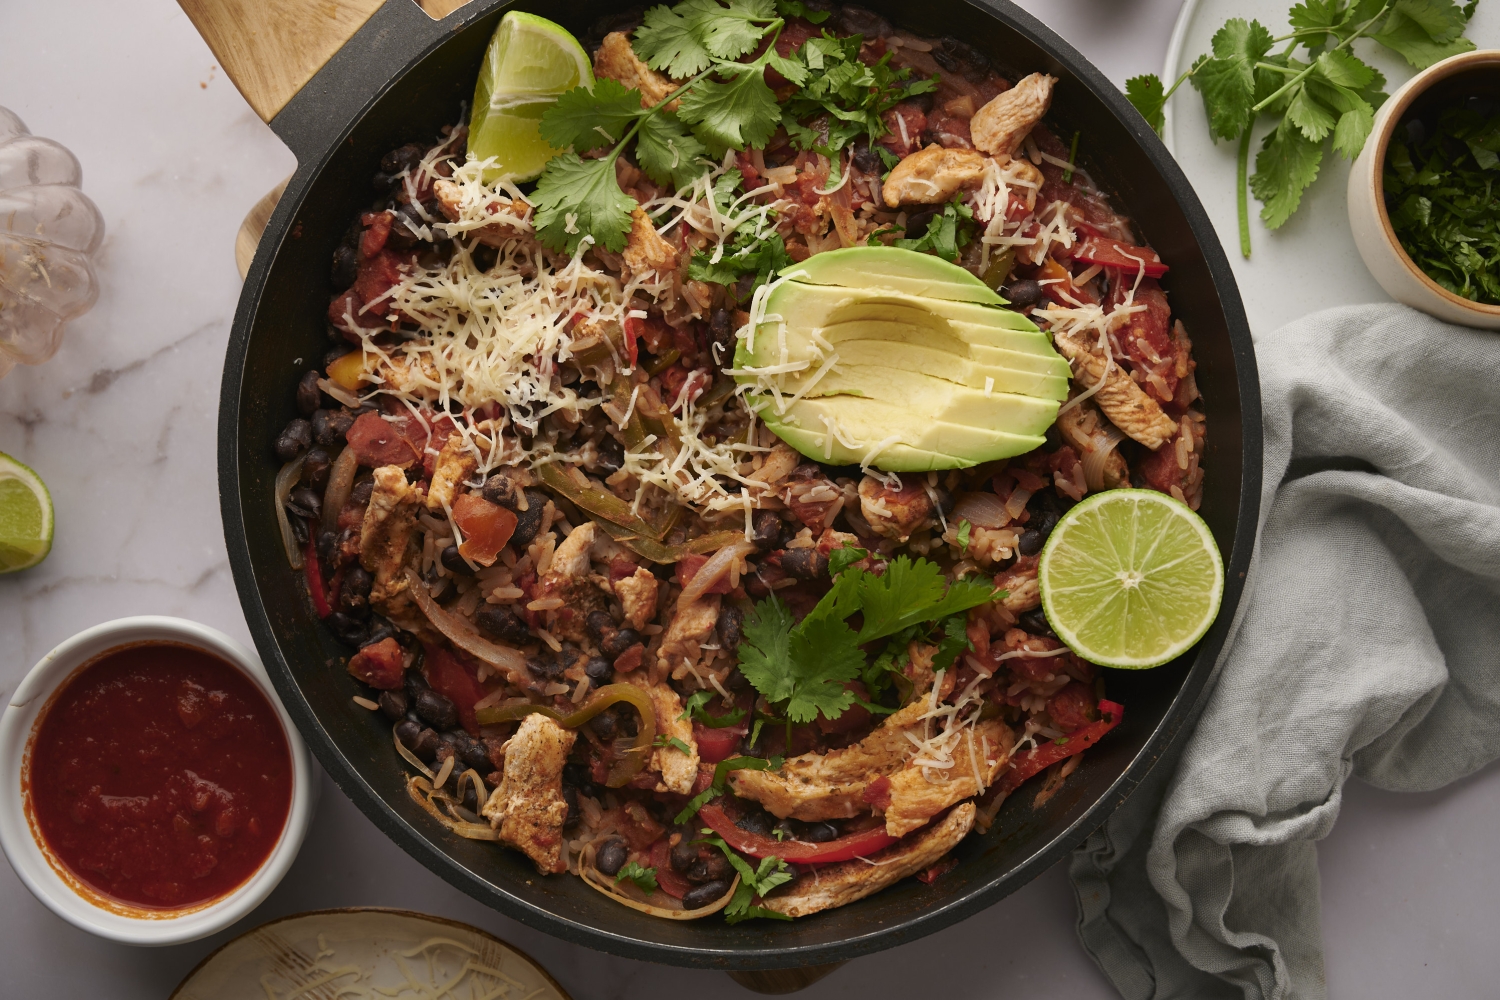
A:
[[23, 641, 293, 912]]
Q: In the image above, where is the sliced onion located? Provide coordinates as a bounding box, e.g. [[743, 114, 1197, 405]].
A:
[[321, 445, 359, 533], [1003, 487, 1033, 521], [408, 775, 500, 840], [275, 454, 307, 570], [580, 851, 738, 919], [393, 723, 434, 779], [679, 540, 756, 605], [952, 491, 1010, 529], [318, 376, 361, 409], [1079, 426, 1126, 493], [406, 568, 528, 683]]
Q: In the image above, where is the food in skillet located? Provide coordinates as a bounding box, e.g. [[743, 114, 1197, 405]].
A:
[[271, 2, 1210, 922]]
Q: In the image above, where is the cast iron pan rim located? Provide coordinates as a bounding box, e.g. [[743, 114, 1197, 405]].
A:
[[218, 0, 1262, 971]]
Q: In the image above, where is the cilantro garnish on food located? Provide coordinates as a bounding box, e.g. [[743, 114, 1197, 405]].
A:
[[697, 833, 795, 922], [1126, 0, 1478, 257], [614, 860, 660, 894], [737, 548, 998, 729], [1385, 101, 1500, 303], [675, 754, 784, 823]]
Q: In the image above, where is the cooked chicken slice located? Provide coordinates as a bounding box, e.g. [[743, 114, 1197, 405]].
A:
[[971, 73, 1057, 157], [532, 522, 610, 642], [1051, 327, 1180, 450], [858, 474, 936, 542], [594, 31, 681, 110], [1056, 397, 1130, 491], [882, 144, 988, 207], [729, 702, 929, 821], [370, 353, 441, 401], [752, 442, 802, 492], [614, 567, 659, 631], [432, 178, 530, 246], [425, 433, 476, 512], [656, 592, 722, 675], [996, 555, 1041, 613], [629, 677, 699, 794], [482, 714, 576, 874], [760, 803, 975, 918], [622, 207, 678, 277], [879, 718, 1014, 837], [360, 466, 424, 616]]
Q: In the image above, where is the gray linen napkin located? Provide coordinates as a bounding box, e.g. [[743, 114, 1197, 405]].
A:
[[1068, 303, 1500, 1000]]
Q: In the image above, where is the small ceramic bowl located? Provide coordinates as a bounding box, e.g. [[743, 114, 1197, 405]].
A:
[[1349, 49, 1500, 328], [0, 617, 316, 945]]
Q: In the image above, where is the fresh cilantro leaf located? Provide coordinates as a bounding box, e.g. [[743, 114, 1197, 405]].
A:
[[654, 735, 693, 754], [853, 556, 995, 643], [780, 32, 929, 153], [692, 0, 779, 60], [776, 0, 830, 22], [737, 596, 798, 704], [675, 755, 784, 823], [531, 153, 638, 255], [1251, 118, 1324, 229], [893, 196, 974, 263], [767, 49, 810, 87], [615, 861, 659, 894], [1314, 48, 1377, 90], [677, 65, 782, 152], [955, 519, 972, 552], [689, 229, 791, 293], [782, 613, 864, 723], [539, 80, 646, 152], [931, 614, 972, 673], [634, 0, 717, 77], [678, 689, 748, 727], [827, 542, 869, 576], [1373, 1, 1476, 68], [1286, 84, 1338, 142], [635, 110, 710, 189], [1125, 74, 1167, 133], [1330, 98, 1376, 159], [1190, 18, 1275, 141], [697, 835, 795, 922]]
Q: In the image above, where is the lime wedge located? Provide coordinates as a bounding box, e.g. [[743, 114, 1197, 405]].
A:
[[1038, 489, 1223, 669], [469, 11, 594, 182], [0, 452, 53, 574]]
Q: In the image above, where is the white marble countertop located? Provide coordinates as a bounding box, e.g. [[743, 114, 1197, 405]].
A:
[[3, 1, 1498, 996]]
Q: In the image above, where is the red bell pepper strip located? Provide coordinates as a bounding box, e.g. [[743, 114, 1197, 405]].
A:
[[304, 536, 333, 619], [1072, 237, 1169, 278], [422, 642, 487, 736], [624, 315, 642, 369], [697, 803, 898, 863], [997, 699, 1123, 794]]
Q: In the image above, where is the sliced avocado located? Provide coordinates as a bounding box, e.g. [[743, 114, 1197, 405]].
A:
[[830, 341, 1070, 397], [784, 246, 1005, 305]]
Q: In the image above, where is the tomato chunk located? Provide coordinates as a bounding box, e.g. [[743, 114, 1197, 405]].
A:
[[422, 642, 487, 735], [345, 410, 420, 468], [348, 637, 404, 690], [698, 802, 898, 863], [1072, 236, 1169, 277], [693, 723, 743, 764], [452, 493, 517, 567]]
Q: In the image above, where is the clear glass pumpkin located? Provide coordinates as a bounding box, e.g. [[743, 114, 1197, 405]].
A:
[[0, 106, 105, 380]]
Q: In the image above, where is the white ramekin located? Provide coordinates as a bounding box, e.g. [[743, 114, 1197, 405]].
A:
[[0, 616, 315, 946], [1349, 49, 1500, 328]]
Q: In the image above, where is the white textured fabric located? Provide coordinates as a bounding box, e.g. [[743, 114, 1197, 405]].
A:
[[1070, 304, 1500, 999]]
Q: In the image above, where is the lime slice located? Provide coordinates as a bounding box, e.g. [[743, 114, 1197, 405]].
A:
[[0, 452, 53, 574], [469, 11, 594, 182], [1038, 489, 1223, 669]]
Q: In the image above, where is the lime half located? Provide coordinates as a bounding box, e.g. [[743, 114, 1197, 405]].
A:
[[1038, 489, 1223, 669], [469, 11, 594, 181], [0, 452, 53, 574]]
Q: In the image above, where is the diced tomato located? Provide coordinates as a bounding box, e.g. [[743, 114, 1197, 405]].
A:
[[347, 637, 405, 690], [452, 493, 517, 567], [1011, 467, 1047, 493], [422, 642, 486, 735], [609, 558, 640, 582], [1137, 434, 1185, 496], [699, 802, 899, 863], [674, 552, 733, 595], [1046, 682, 1098, 731], [303, 535, 332, 618], [345, 411, 418, 468], [649, 838, 692, 899], [353, 249, 407, 316], [879, 102, 927, 158], [997, 699, 1123, 794], [1073, 236, 1169, 278], [359, 211, 394, 257], [693, 723, 743, 764], [1107, 277, 1177, 403], [612, 642, 646, 673], [328, 288, 386, 341], [862, 775, 892, 812]]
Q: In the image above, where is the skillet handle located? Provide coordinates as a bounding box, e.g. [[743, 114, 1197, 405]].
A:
[[176, 0, 387, 122]]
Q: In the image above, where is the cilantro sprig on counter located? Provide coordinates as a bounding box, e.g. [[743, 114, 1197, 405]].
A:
[[736, 548, 998, 729], [1126, 0, 1478, 258]]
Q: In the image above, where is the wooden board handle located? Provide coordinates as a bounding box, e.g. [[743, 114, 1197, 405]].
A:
[[177, 0, 388, 122], [728, 962, 846, 994]]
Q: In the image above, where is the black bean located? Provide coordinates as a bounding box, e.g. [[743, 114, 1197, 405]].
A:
[[836, 5, 891, 38], [584, 656, 613, 684], [440, 545, 470, 574], [327, 612, 366, 646], [735, 810, 773, 837], [596, 436, 624, 475], [903, 206, 938, 240], [933, 37, 992, 81], [932, 487, 955, 517], [275, 418, 312, 461], [686, 851, 733, 884], [1017, 608, 1056, 638], [586, 610, 616, 641], [444, 731, 488, 771], [1034, 509, 1060, 539], [312, 408, 355, 447], [852, 142, 880, 174], [907, 90, 935, 114], [562, 784, 580, 828], [1018, 529, 1044, 556], [802, 821, 840, 843], [330, 244, 359, 289], [381, 143, 425, 176], [717, 605, 745, 654], [379, 689, 408, 722], [301, 446, 332, 490], [563, 762, 593, 789], [362, 616, 396, 647], [526, 655, 565, 682], [414, 689, 458, 730], [1002, 279, 1044, 312], [411, 727, 444, 763], [750, 509, 784, 552], [589, 710, 619, 741], [709, 308, 735, 368], [682, 880, 732, 910], [480, 470, 526, 509], [670, 838, 699, 872], [475, 604, 532, 645], [781, 547, 829, 581], [601, 628, 641, 660], [289, 486, 322, 521], [316, 528, 339, 567], [345, 565, 374, 600], [773, 819, 800, 842], [724, 666, 750, 691], [349, 477, 375, 508], [460, 782, 480, 812], [296, 370, 324, 416], [595, 837, 628, 877], [387, 203, 425, 248], [509, 490, 549, 548], [394, 719, 422, 750]]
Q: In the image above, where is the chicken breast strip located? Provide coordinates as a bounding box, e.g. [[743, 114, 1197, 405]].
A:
[[482, 714, 576, 874]]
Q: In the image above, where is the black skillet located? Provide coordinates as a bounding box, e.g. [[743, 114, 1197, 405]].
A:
[[206, 0, 1262, 978]]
